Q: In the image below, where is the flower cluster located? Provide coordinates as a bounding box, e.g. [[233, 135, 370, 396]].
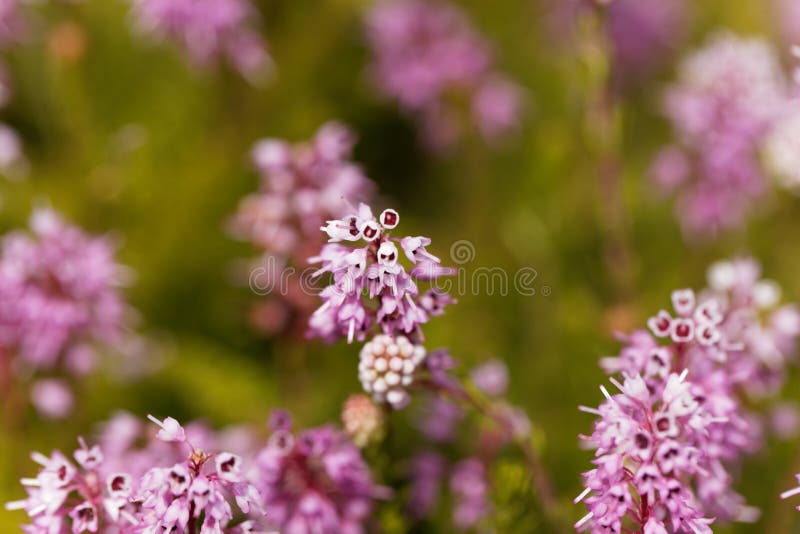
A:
[[579, 258, 800, 532], [254, 410, 383, 533], [309, 202, 454, 344], [0, 208, 132, 418], [358, 334, 426, 409], [650, 33, 791, 236], [6, 414, 265, 533], [129, 0, 270, 81], [365, 0, 521, 151], [604, 0, 687, 88], [575, 372, 717, 534], [230, 122, 375, 336], [705, 258, 800, 397]]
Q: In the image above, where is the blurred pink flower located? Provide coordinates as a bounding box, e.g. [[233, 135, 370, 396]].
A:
[[582, 259, 800, 530], [29, 378, 74, 420], [230, 122, 376, 338], [129, 0, 271, 82], [651, 33, 792, 236], [254, 412, 383, 533], [6, 416, 266, 532], [0, 208, 133, 417], [365, 0, 522, 151], [606, 0, 688, 87], [450, 458, 491, 529]]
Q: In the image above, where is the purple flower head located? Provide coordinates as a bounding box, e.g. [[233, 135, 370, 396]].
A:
[[705, 258, 800, 397], [7, 439, 139, 532], [575, 372, 720, 533], [450, 458, 491, 529], [129, 0, 271, 81], [254, 412, 383, 533], [230, 122, 376, 337], [650, 33, 791, 236], [365, 0, 521, 151], [7, 414, 269, 532], [132, 415, 264, 532], [0, 208, 130, 369], [309, 202, 454, 344], [0, 208, 132, 418], [583, 265, 800, 528], [606, 0, 688, 88]]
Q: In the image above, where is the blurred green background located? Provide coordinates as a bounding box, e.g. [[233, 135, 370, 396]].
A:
[[2, 0, 800, 532]]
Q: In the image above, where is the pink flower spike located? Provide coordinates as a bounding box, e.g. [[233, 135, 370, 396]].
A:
[[147, 414, 186, 443]]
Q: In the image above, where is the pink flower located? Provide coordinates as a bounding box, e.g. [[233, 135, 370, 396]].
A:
[[0, 208, 133, 417], [365, 0, 521, 151], [254, 412, 382, 533], [129, 0, 271, 81], [650, 33, 792, 236], [229, 122, 376, 337], [309, 203, 454, 344], [6, 415, 265, 532], [450, 458, 491, 529], [581, 258, 800, 529], [575, 372, 717, 533]]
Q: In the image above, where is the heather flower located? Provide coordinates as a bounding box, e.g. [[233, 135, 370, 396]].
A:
[[650, 33, 790, 236], [341, 393, 386, 447], [449, 458, 491, 529], [575, 372, 718, 533], [583, 268, 800, 528], [254, 411, 383, 533], [6, 437, 139, 533], [0, 208, 132, 417], [7, 415, 266, 533], [128, 0, 270, 81], [365, 0, 521, 151], [309, 202, 454, 343], [705, 258, 800, 397], [358, 334, 426, 409], [135, 446, 262, 532], [605, 0, 688, 88], [230, 122, 375, 337]]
